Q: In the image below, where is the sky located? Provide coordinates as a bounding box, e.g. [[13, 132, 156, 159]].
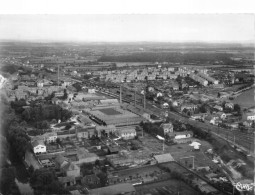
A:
[[0, 14, 254, 43]]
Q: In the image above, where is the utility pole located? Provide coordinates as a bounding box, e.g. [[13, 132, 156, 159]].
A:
[[134, 90, 136, 107], [143, 90, 146, 110]]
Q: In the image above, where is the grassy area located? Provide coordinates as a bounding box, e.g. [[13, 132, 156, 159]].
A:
[[135, 179, 198, 195]]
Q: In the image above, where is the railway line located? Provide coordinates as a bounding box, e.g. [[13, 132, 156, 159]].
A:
[[96, 88, 254, 153]]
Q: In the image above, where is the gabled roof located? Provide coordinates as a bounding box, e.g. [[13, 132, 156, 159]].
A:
[[55, 154, 68, 166], [83, 174, 100, 182], [62, 162, 80, 172], [31, 140, 45, 148], [160, 123, 173, 129]]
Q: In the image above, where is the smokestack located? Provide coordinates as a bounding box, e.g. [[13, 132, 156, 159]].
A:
[[120, 85, 122, 104], [58, 64, 60, 89]]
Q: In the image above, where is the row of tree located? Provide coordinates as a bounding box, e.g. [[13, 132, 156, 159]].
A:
[[11, 100, 72, 125]]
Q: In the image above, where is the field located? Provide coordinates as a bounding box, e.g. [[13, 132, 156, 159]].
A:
[[135, 179, 198, 195], [98, 108, 122, 115]]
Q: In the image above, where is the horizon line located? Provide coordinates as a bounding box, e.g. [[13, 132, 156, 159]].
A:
[[0, 39, 254, 45]]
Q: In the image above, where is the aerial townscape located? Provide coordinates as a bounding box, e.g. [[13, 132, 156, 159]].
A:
[[0, 13, 255, 195], [0, 41, 254, 195]]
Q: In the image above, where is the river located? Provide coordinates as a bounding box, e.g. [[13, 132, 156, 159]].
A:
[[14, 163, 34, 195], [15, 178, 34, 195], [232, 87, 255, 108]]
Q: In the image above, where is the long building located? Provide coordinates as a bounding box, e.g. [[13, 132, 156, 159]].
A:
[[189, 73, 208, 86], [86, 105, 143, 127], [197, 72, 219, 84]]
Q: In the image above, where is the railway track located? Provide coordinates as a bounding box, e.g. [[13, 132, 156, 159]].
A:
[[96, 89, 254, 152]]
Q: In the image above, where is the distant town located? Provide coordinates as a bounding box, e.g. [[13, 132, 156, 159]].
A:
[[0, 42, 254, 195]]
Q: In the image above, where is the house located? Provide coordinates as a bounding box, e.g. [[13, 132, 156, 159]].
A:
[[173, 131, 193, 140], [76, 125, 97, 140], [75, 148, 100, 164], [213, 105, 223, 111], [160, 123, 173, 134], [55, 92, 64, 97], [216, 112, 227, 120], [191, 113, 206, 120], [89, 183, 136, 195], [31, 140, 46, 154], [88, 88, 96, 93], [96, 125, 116, 137], [157, 92, 163, 97], [44, 132, 57, 143], [117, 127, 136, 140], [58, 176, 76, 187], [55, 155, 69, 168], [51, 97, 61, 105], [169, 131, 194, 143], [172, 101, 178, 107], [225, 102, 234, 109], [243, 120, 253, 128], [55, 154, 80, 177], [37, 80, 44, 87], [162, 102, 169, 109], [181, 104, 198, 112], [209, 117, 221, 125], [81, 174, 100, 187], [243, 112, 255, 121], [62, 162, 80, 177]]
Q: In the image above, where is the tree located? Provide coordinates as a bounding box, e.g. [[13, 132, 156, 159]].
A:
[[41, 120, 50, 129], [8, 125, 30, 160], [234, 104, 241, 114], [95, 159, 100, 167], [30, 169, 69, 195], [0, 167, 20, 195], [97, 172, 108, 187]]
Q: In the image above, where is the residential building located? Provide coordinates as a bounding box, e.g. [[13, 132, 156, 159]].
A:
[[160, 123, 173, 134], [197, 72, 219, 84], [213, 105, 223, 111], [44, 132, 57, 143], [81, 174, 100, 187], [225, 102, 234, 109], [76, 125, 97, 140], [61, 162, 80, 177], [31, 140, 46, 154], [117, 127, 136, 140], [243, 112, 255, 121]]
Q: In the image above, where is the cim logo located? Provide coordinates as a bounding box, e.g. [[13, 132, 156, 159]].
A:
[[233, 182, 255, 192]]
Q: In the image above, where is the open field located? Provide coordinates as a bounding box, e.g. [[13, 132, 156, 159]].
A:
[[135, 179, 198, 195], [139, 133, 218, 169]]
